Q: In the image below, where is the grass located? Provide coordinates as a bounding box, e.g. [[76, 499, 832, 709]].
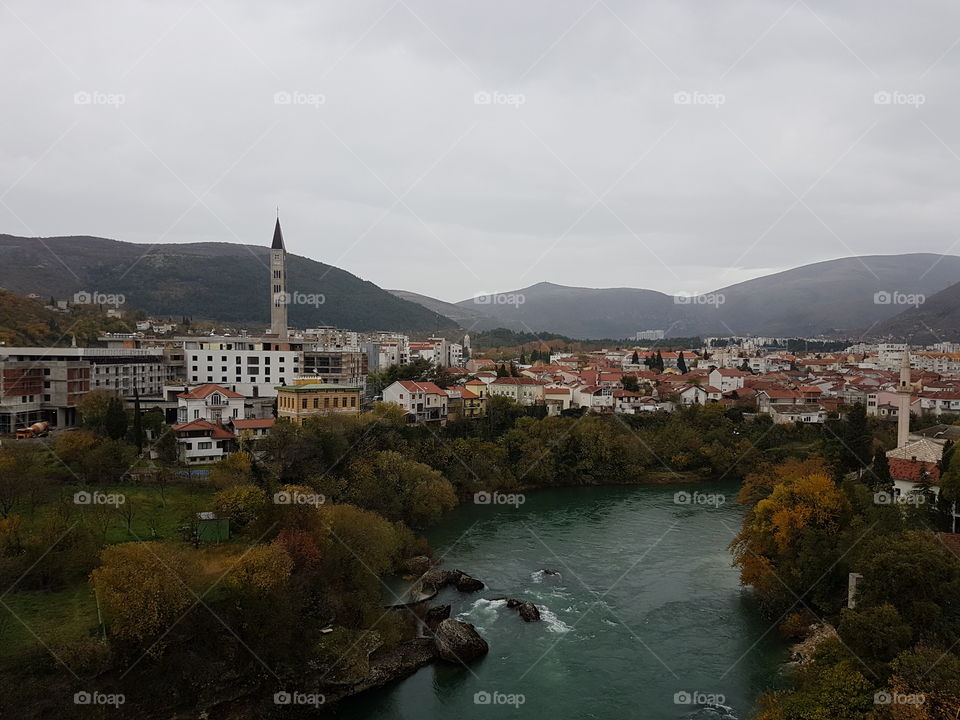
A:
[[0, 583, 98, 660], [0, 482, 228, 665]]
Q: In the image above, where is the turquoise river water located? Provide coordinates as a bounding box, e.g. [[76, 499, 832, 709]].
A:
[[338, 482, 787, 720]]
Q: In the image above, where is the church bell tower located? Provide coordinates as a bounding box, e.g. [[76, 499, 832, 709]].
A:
[[270, 217, 288, 339]]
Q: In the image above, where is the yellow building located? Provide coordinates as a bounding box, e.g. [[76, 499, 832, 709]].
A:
[[275, 378, 362, 424]]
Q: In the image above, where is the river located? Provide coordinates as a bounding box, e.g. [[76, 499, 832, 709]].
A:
[[340, 482, 787, 720]]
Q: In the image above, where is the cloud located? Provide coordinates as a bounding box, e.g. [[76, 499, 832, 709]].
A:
[[2, 0, 960, 302]]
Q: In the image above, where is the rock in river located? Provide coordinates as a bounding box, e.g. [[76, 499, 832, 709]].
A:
[[434, 619, 489, 664]]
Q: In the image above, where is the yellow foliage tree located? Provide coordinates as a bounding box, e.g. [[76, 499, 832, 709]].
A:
[[90, 542, 197, 646]]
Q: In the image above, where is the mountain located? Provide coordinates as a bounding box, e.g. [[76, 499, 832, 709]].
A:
[[393, 254, 960, 339], [871, 279, 960, 343], [386, 289, 513, 330], [0, 234, 456, 333]]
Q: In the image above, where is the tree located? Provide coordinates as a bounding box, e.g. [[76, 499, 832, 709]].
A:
[[739, 359, 752, 373], [209, 452, 254, 489], [91, 542, 197, 646], [213, 484, 267, 529], [77, 390, 114, 435], [622, 375, 639, 392], [631, 350, 640, 365], [677, 352, 687, 374], [104, 396, 128, 441], [867, 446, 892, 491], [130, 387, 143, 453]]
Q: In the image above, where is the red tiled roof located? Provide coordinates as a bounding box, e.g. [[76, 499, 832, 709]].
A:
[[491, 377, 547, 386], [172, 418, 234, 439], [177, 383, 244, 400], [398, 380, 447, 394], [231, 418, 275, 429]]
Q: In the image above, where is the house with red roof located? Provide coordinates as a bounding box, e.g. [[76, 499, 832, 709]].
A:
[[171, 418, 235, 464], [176, 383, 245, 425], [487, 376, 548, 406], [382, 380, 449, 424]]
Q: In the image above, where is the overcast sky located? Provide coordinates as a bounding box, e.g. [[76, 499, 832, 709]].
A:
[[3, 1, 960, 302]]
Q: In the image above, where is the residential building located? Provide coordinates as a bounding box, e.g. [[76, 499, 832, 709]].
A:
[[382, 380, 448, 424], [275, 378, 362, 424]]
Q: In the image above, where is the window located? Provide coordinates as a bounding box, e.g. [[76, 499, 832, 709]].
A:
[[193, 410, 199, 419], [301, 398, 307, 409], [198, 442, 212, 450], [312, 398, 318, 409]]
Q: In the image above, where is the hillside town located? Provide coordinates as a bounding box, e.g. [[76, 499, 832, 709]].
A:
[[2, 221, 958, 510]]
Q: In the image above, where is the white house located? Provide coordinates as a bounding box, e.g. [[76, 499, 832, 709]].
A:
[[177, 384, 246, 424], [487, 377, 547, 406], [383, 380, 448, 423], [708, 368, 750, 393]]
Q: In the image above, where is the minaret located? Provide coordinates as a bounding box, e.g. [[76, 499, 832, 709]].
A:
[[897, 348, 911, 448], [270, 217, 288, 339]]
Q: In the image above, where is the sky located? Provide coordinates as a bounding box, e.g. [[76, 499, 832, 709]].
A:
[[2, 0, 960, 303]]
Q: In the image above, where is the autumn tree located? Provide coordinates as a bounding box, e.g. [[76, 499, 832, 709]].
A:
[[91, 542, 197, 647]]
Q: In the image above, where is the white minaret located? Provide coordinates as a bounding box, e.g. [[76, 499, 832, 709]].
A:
[[897, 348, 911, 448], [269, 217, 288, 339]]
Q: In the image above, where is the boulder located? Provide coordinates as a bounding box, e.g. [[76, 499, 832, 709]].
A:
[[454, 571, 484, 593], [517, 602, 540, 622], [434, 619, 489, 664], [424, 604, 451, 630]]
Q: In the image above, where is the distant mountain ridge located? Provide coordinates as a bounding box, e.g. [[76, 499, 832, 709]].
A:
[[402, 253, 960, 339], [872, 279, 960, 343], [0, 234, 456, 333]]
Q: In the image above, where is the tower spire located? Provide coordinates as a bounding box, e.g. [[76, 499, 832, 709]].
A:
[[269, 216, 288, 339], [271, 216, 285, 251]]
